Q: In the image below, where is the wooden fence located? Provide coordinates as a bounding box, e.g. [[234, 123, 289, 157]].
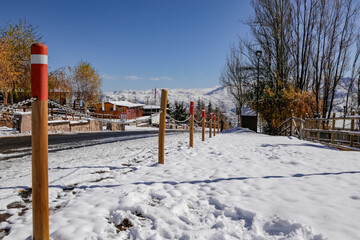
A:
[[279, 112, 360, 151]]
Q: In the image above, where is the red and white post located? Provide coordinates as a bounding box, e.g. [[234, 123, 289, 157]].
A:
[[189, 101, 194, 148], [31, 43, 49, 240], [202, 108, 205, 141]]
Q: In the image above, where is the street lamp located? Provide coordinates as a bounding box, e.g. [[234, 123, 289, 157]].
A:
[[255, 50, 262, 132]]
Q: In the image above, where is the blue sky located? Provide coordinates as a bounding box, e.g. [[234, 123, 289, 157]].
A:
[[1, 0, 253, 92]]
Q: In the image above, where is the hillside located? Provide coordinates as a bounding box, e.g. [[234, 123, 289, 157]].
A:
[[103, 86, 238, 122], [103, 78, 358, 124]]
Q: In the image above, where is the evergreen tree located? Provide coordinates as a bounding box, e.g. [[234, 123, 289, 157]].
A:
[[171, 101, 188, 121], [207, 101, 213, 120], [166, 99, 171, 115], [195, 98, 205, 120]]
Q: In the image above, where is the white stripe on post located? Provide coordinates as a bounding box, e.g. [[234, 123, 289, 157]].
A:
[[31, 54, 48, 64]]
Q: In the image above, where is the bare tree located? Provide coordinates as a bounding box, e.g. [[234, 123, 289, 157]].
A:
[[322, 0, 359, 119], [344, 34, 360, 116], [290, 0, 318, 91], [220, 45, 252, 126], [247, 0, 293, 92]]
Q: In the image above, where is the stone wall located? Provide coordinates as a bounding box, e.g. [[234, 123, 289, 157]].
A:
[[0, 113, 14, 128], [13, 112, 105, 133], [107, 122, 125, 131], [90, 120, 103, 132], [48, 120, 71, 132], [13, 113, 32, 133]]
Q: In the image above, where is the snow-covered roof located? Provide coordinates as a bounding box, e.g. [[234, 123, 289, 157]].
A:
[[241, 107, 257, 116], [143, 105, 161, 110], [108, 101, 144, 108]]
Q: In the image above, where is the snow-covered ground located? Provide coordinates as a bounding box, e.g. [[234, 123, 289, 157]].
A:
[[1, 128, 360, 239], [0, 127, 19, 137]]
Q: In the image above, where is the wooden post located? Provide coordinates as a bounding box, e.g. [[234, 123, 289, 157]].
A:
[[290, 111, 293, 136], [350, 111, 355, 147], [316, 119, 320, 142], [298, 115, 303, 139], [31, 43, 49, 240], [202, 108, 205, 141], [158, 89, 168, 164], [209, 113, 212, 138], [331, 112, 336, 144], [217, 113, 220, 134], [189, 101, 194, 148], [213, 115, 216, 136]]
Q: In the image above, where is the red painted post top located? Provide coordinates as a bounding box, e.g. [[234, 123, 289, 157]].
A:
[[202, 108, 205, 118], [31, 43, 48, 55], [190, 101, 194, 115], [210, 113, 213, 119], [31, 43, 48, 101]]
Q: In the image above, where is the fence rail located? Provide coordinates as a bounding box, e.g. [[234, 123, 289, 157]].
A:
[[279, 112, 360, 151]]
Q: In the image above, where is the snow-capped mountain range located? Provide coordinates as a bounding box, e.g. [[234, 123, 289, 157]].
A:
[[103, 86, 238, 122], [103, 78, 358, 124]]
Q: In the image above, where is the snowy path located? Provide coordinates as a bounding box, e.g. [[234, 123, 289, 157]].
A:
[[0, 128, 360, 239]]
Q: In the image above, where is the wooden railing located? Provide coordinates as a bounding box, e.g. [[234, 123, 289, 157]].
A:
[[279, 112, 360, 151], [279, 114, 306, 139]]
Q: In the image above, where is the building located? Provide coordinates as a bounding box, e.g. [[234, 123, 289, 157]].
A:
[[143, 105, 161, 116], [94, 101, 144, 120], [241, 107, 257, 132]]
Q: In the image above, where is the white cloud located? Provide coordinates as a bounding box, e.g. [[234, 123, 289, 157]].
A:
[[161, 76, 172, 81], [101, 74, 118, 81], [102, 74, 172, 82], [125, 75, 139, 80], [150, 76, 173, 81], [102, 74, 141, 81]]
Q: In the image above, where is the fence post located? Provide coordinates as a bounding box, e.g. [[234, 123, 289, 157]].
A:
[[209, 113, 212, 138], [217, 113, 220, 134], [189, 101, 194, 148], [350, 111, 355, 147], [290, 111, 293, 136], [202, 108, 205, 141], [213, 114, 216, 136], [298, 115, 303, 139], [316, 118, 320, 142], [158, 89, 168, 164], [331, 112, 336, 144], [304, 114, 309, 141], [31, 43, 49, 240]]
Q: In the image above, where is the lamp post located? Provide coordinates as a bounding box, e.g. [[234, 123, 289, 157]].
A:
[[255, 50, 262, 133]]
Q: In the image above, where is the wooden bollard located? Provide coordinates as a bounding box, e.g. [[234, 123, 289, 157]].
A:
[[213, 114, 216, 136], [209, 113, 212, 138], [31, 43, 49, 240], [202, 108, 205, 141], [290, 111, 294, 136], [189, 101, 194, 148], [350, 111, 355, 147], [331, 112, 336, 144], [158, 89, 168, 164], [316, 119, 320, 142]]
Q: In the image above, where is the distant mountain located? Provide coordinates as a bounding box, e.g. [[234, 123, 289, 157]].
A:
[[102, 78, 358, 125], [333, 77, 358, 113], [103, 86, 238, 123]]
